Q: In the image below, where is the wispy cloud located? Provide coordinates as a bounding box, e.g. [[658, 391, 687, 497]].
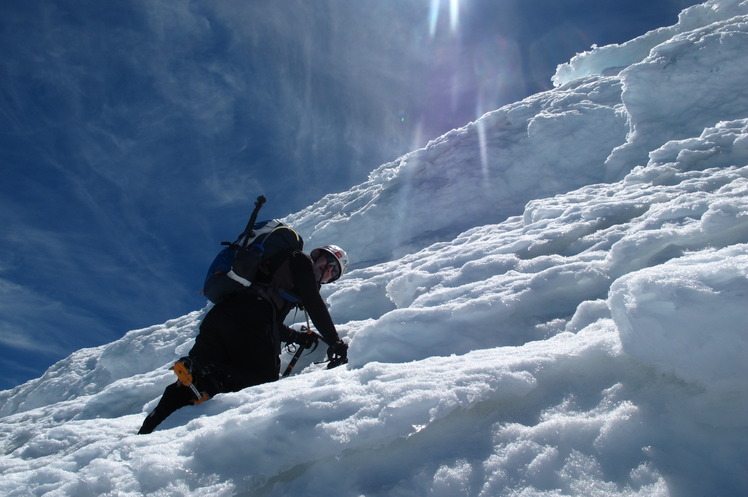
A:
[[0, 0, 699, 389]]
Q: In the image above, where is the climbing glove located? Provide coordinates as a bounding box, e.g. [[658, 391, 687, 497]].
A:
[[327, 339, 348, 369]]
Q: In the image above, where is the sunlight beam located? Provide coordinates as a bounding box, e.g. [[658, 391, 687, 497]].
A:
[[450, 0, 460, 33], [429, 0, 440, 38]]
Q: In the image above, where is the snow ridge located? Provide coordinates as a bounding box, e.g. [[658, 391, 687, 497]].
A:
[[2, 1, 748, 496]]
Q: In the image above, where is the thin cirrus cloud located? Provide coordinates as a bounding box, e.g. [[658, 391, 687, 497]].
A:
[[0, 0, 701, 389]]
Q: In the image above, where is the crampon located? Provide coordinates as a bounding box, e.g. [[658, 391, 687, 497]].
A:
[[171, 358, 210, 405]]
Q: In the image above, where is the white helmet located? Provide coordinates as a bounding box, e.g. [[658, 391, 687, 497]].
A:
[[311, 245, 349, 283]]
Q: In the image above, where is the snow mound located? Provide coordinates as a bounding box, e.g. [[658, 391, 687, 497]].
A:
[[552, 0, 748, 85], [611, 245, 748, 391]]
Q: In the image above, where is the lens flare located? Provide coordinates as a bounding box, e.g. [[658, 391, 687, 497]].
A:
[[429, 0, 440, 37], [429, 0, 461, 38], [449, 0, 460, 33]]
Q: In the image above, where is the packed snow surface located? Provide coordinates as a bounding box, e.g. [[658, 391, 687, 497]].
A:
[[2, 1, 747, 496]]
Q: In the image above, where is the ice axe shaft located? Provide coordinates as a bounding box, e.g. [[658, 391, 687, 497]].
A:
[[238, 195, 266, 246]]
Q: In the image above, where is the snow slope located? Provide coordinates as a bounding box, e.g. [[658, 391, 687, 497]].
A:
[[1, 1, 747, 496]]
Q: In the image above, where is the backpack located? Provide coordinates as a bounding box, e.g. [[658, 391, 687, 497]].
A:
[[202, 219, 304, 304]]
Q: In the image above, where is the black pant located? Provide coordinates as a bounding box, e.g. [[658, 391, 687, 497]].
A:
[[138, 293, 280, 434]]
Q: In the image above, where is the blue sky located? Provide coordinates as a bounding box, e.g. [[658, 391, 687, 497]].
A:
[[0, 0, 699, 390]]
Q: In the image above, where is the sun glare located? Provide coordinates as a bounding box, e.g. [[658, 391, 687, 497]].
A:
[[429, 0, 461, 38], [450, 0, 460, 33]]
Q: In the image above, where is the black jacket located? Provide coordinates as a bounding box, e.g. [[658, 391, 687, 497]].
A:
[[189, 250, 340, 390], [256, 250, 339, 347]]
